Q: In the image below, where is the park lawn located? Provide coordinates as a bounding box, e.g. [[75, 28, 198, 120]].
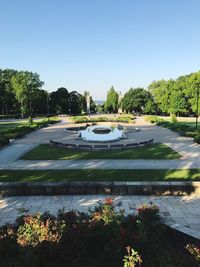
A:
[[0, 121, 28, 133], [0, 117, 60, 141], [21, 143, 181, 160], [0, 118, 47, 132], [0, 169, 199, 182], [178, 121, 200, 129]]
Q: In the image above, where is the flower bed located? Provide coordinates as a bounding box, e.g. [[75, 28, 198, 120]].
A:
[[71, 116, 135, 124], [0, 200, 199, 267]]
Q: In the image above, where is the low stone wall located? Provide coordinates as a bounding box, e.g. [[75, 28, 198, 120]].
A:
[[0, 181, 199, 196], [49, 139, 154, 151]]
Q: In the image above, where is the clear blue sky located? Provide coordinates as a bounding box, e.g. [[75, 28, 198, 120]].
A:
[[1, 0, 200, 100]]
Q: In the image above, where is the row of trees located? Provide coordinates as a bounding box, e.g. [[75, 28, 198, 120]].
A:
[[0, 69, 96, 116], [104, 71, 200, 116], [1, 68, 200, 117]]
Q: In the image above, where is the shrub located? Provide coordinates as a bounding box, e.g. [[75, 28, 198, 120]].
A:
[[72, 116, 88, 124], [171, 114, 178, 123], [0, 135, 9, 146], [186, 244, 200, 262], [28, 116, 33, 126], [89, 117, 106, 123], [0, 201, 199, 267], [123, 246, 142, 267], [17, 212, 65, 247], [194, 134, 200, 144], [137, 203, 160, 224], [183, 131, 199, 138], [91, 198, 123, 225], [116, 116, 135, 123]]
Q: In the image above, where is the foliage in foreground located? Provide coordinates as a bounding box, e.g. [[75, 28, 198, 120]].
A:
[[0, 200, 199, 267]]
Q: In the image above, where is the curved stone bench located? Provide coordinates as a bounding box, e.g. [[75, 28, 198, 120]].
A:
[[78, 144, 93, 150], [138, 139, 154, 146], [94, 144, 109, 150], [110, 144, 125, 150], [125, 143, 138, 148], [49, 139, 154, 151], [50, 140, 78, 149]]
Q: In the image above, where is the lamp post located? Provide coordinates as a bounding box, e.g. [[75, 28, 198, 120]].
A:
[[196, 87, 199, 129], [47, 93, 50, 122]]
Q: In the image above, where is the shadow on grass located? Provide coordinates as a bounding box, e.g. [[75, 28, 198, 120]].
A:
[[21, 143, 181, 160], [0, 169, 199, 182]]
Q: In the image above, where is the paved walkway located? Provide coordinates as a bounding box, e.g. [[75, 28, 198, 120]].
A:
[[3, 159, 198, 170], [0, 195, 200, 239]]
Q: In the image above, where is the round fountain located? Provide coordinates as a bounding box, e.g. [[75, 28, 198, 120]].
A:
[[79, 125, 125, 142]]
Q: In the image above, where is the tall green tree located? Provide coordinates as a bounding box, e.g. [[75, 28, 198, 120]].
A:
[[11, 71, 44, 115], [0, 69, 18, 114], [144, 99, 157, 115], [49, 87, 69, 114], [168, 81, 187, 116], [186, 72, 200, 115], [104, 86, 119, 113], [68, 91, 82, 115], [186, 72, 200, 127], [148, 80, 174, 114], [122, 88, 150, 114]]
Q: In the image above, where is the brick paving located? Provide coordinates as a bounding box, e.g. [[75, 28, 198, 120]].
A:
[[0, 195, 200, 239]]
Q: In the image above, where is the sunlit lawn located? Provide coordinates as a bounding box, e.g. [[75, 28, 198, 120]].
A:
[[21, 143, 181, 160], [0, 118, 46, 133], [0, 169, 199, 182]]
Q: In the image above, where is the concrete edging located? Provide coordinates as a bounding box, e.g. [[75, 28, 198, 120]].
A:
[[0, 181, 200, 196]]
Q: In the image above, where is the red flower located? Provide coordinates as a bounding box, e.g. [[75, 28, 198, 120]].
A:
[[105, 198, 113, 205]]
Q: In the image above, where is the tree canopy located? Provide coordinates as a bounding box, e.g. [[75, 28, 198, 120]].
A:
[[122, 88, 150, 114], [1, 67, 200, 117], [104, 87, 119, 113]]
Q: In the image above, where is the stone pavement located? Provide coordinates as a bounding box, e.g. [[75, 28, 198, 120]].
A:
[[0, 195, 200, 239]]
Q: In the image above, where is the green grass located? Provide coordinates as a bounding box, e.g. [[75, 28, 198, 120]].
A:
[[0, 121, 28, 133], [178, 121, 200, 129], [21, 143, 181, 160], [0, 169, 199, 182], [0, 117, 60, 142]]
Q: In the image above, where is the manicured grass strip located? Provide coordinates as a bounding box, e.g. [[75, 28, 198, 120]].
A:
[[21, 143, 181, 160], [0, 169, 199, 182]]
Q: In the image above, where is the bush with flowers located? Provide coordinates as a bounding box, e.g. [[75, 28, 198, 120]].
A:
[[0, 199, 199, 267]]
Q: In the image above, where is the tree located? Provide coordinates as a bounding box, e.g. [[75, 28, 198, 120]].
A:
[[148, 80, 174, 114], [0, 69, 18, 114], [68, 91, 82, 115], [122, 88, 150, 114], [11, 71, 44, 115], [104, 86, 119, 113], [32, 89, 48, 114], [49, 87, 69, 114], [144, 99, 157, 115], [186, 71, 200, 127], [168, 82, 187, 116]]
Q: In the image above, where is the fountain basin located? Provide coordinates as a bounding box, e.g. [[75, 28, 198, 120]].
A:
[[80, 125, 124, 142]]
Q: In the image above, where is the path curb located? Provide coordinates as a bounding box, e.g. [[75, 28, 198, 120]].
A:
[[0, 181, 200, 196]]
